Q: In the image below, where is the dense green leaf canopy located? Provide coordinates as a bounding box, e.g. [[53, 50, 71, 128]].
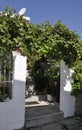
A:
[[0, 8, 81, 65], [0, 8, 82, 95]]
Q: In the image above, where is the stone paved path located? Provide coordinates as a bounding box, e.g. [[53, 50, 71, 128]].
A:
[[17, 116, 82, 130], [58, 116, 82, 130]]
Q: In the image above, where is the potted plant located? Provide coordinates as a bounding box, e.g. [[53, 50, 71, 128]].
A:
[[44, 63, 59, 102], [46, 84, 55, 102]]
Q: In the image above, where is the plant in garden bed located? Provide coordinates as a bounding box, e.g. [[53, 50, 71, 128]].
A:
[[33, 56, 49, 93], [45, 61, 59, 83], [71, 60, 82, 96]]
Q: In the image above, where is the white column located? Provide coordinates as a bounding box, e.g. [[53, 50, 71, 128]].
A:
[[12, 51, 27, 128], [0, 51, 27, 130], [12, 52, 26, 99], [60, 61, 75, 117]]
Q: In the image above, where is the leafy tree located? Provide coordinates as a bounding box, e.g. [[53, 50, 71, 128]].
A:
[[0, 8, 82, 95], [0, 7, 32, 56], [72, 60, 82, 96], [50, 20, 81, 67]]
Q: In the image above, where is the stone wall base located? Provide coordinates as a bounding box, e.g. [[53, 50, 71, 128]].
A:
[[75, 93, 82, 116]]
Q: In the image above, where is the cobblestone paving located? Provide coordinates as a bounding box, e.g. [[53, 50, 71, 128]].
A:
[[16, 116, 82, 130], [59, 116, 82, 130]]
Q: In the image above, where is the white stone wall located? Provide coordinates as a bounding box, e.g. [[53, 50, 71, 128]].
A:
[[0, 52, 27, 130], [60, 61, 75, 117]]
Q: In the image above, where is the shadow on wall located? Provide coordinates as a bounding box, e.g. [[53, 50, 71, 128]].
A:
[[12, 79, 26, 100], [0, 79, 26, 130]]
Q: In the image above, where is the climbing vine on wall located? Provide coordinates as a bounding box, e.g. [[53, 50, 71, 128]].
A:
[[0, 7, 82, 95]]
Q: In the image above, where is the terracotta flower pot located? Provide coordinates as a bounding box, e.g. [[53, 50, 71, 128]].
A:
[[18, 47, 23, 54]]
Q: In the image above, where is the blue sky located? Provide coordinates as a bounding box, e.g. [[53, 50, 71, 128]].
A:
[[0, 0, 82, 39]]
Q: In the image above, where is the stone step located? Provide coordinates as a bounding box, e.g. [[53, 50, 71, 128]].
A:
[[25, 95, 39, 102], [25, 102, 64, 128], [25, 111, 64, 128], [25, 103, 60, 118]]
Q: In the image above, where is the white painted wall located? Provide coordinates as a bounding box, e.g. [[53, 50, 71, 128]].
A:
[[0, 52, 27, 130], [60, 61, 75, 117]]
